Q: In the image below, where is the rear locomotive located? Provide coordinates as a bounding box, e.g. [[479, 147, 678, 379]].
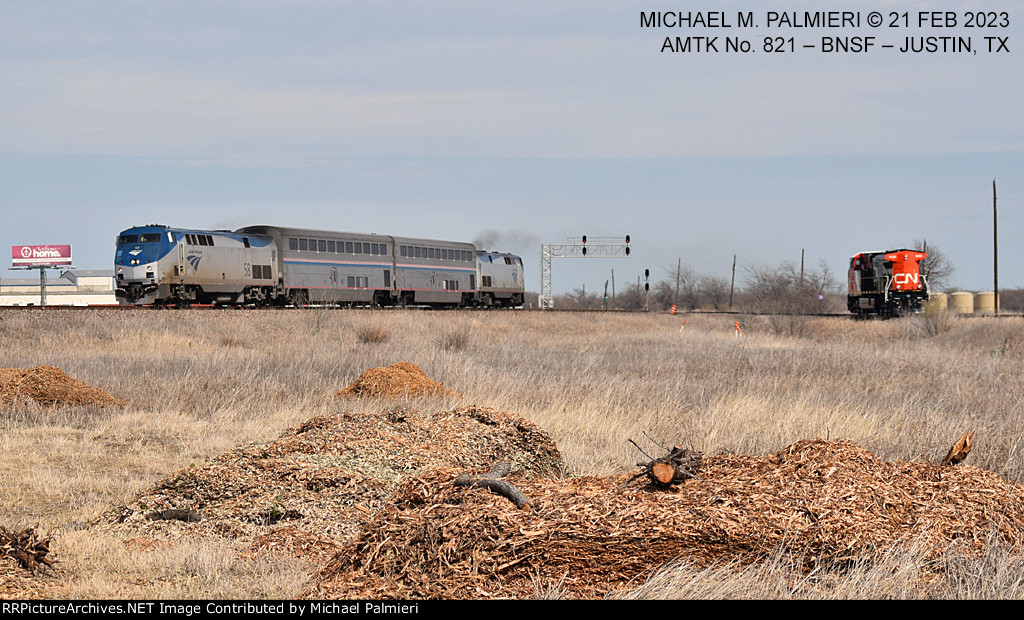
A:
[[475, 251, 525, 307], [848, 249, 929, 317]]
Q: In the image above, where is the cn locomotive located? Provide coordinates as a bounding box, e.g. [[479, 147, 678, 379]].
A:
[[114, 224, 525, 308], [847, 249, 929, 317]]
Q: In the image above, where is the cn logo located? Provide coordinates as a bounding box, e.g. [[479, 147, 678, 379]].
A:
[[893, 273, 919, 285]]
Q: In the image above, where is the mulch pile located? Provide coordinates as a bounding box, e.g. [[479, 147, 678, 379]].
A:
[[91, 406, 563, 567], [0, 366, 126, 408], [12, 379, 1024, 600], [335, 362, 462, 399], [307, 438, 1024, 600]]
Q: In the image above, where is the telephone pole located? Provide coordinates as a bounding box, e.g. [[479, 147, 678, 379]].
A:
[[994, 178, 999, 316], [800, 248, 805, 288], [729, 254, 737, 310]]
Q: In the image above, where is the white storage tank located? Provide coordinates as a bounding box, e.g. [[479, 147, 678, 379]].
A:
[[949, 291, 974, 314], [976, 291, 998, 314], [924, 292, 948, 315]]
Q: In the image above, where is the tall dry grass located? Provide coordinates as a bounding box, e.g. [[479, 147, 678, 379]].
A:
[[3, 307, 1024, 598]]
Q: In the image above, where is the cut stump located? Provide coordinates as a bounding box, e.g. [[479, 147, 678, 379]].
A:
[[635, 445, 703, 488]]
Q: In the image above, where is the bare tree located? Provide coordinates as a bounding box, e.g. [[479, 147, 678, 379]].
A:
[[554, 286, 602, 310], [912, 238, 956, 292], [663, 261, 700, 310], [739, 259, 840, 335], [651, 280, 676, 311], [646, 262, 747, 312], [698, 275, 731, 310], [742, 259, 838, 316], [616, 282, 647, 311]]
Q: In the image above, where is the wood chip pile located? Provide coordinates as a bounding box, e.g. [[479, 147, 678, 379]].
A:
[[0, 365, 125, 408], [307, 439, 1024, 600], [335, 362, 462, 399], [91, 406, 564, 566]]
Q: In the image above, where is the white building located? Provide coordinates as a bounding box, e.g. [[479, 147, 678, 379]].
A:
[[0, 270, 116, 306]]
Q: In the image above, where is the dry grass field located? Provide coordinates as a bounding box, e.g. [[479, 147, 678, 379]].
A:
[[3, 307, 1024, 599]]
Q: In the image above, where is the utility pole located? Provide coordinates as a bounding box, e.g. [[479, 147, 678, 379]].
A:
[[675, 257, 681, 306], [994, 178, 999, 316], [800, 248, 805, 289], [729, 254, 736, 310]]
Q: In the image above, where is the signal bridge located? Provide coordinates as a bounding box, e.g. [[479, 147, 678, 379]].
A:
[[539, 235, 631, 309]]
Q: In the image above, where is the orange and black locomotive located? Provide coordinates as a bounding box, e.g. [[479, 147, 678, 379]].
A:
[[848, 249, 929, 317]]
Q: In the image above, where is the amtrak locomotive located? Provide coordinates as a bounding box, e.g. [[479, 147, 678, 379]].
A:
[[114, 224, 525, 308]]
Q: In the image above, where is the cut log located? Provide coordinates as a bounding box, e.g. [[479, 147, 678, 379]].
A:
[[633, 444, 703, 489], [651, 462, 677, 485], [454, 461, 530, 509]]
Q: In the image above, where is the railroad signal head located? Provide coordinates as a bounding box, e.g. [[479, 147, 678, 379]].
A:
[[582, 246, 587, 256], [582, 235, 587, 244], [625, 235, 630, 243]]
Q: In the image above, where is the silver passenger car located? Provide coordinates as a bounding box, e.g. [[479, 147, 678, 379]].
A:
[[238, 225, 485, 307]]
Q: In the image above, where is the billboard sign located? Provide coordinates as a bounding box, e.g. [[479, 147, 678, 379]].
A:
[[12, 244, 73, 268]]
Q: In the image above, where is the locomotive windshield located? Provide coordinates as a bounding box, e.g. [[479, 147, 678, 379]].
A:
[[117, 233, 164, 244], [115, 227, 176, 268]]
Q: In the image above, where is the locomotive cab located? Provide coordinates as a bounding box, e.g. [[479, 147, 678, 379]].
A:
[[114, 226, 177, 305]]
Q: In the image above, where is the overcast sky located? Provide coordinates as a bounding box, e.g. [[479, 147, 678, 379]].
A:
[[2, 1, 1021, 295]]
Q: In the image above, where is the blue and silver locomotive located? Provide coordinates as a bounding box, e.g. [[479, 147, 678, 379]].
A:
[[114, 224, 525, 308]]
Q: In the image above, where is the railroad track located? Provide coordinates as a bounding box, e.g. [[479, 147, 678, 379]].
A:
[[2, 304, 1018, 319]]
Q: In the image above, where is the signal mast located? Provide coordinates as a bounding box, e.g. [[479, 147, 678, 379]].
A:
[[538, 235, 631, 309]]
